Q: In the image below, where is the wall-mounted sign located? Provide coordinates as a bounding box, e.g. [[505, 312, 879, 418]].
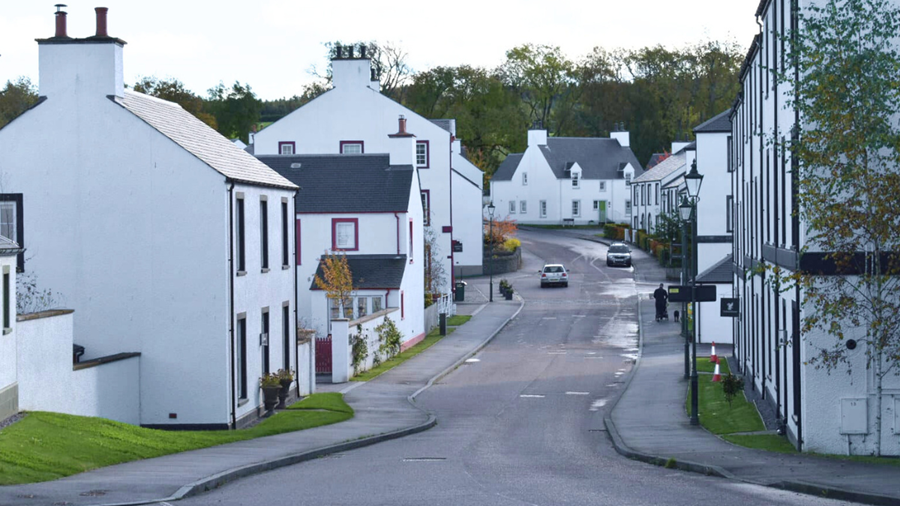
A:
[[720, 298, 740, 317], [668, 285, 717, 302], [452, 240, 463, 253]]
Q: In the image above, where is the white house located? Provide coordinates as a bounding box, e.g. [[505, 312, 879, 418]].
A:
[[252, 50, 481, 289], [451, 137, 485, 276], [0, 236, 22, 422], [0, 7, 302, 429], [692, 111, 734, 346], [731, 0, 900, 455], [629, 143, 694, 234], [490, 128, 642, 225], [257, 145, 425, 353]]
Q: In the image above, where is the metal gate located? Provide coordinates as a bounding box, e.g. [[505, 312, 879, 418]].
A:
[[315, 335, 332, 374]]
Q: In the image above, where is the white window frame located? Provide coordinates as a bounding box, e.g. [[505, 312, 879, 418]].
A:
[[509, 201, 516, 214], [279, 143, 295, 155], [335, 222, 356, 250], [520, 200, 527, 214], [572, 200, 581, 217], [625, 199, 632, 215], [522, 172, 528, 186], [416, 141, 429, 167], [599, 181, 606, 192], [540, 200, 547, 218], [341, 142, 363, 154], [593, 200, 601, 210], [572, 171, 580, 189]]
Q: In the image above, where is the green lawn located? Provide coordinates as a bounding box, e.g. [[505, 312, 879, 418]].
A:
[[723, 434, 798, 453], [523, 224, 602, 230], [351, 327, 453, 382], [447, 315, 472, 326], [0, 393, 352, 485], [686, 358, 765, 434]]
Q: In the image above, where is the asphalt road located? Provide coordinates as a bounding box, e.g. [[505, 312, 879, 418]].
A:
[[175, 229, 856, 506]]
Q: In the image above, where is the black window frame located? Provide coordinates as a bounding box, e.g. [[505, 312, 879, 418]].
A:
[[260, 199, 269, 270], [262, 309, 270, 376], [3, 271, 9, 329], [0, 194, 24, 272], [236, 197, 246, 272], [283, 304, 291, 371], [281, 201, 289, 267]]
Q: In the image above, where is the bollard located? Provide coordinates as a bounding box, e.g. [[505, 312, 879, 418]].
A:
[[440, 312, 447, 336]]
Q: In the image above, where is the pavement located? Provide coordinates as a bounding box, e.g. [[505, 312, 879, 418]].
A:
[[558, 227, 900, 506], [0, 276, 523, 506]]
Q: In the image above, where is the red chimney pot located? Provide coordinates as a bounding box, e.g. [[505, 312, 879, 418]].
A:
[[95, 7, 109, 37], [398, 115, 407, 135], [54, 9, 68, 38]]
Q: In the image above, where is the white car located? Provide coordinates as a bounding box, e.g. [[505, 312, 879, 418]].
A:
[[540, 264, 569, 288]]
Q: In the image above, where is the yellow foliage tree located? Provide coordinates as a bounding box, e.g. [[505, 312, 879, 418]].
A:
[[314, 252, 355, 318]]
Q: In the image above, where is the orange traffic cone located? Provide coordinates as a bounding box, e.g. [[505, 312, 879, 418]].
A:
[[710, 341, 718, 364], [712, 362, 722, 382]]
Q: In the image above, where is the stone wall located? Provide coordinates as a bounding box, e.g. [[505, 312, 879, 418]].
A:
[[483, 247, 522, 276]]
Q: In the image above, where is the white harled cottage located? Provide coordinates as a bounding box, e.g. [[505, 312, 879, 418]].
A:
[[0, 7, 302, 429]]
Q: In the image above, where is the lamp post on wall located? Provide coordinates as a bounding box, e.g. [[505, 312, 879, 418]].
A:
[[680, 159, 704, 426], [488, 201, 496, 303]]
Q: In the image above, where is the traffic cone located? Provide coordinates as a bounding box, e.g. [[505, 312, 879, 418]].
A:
[[710, 341, 718, 364], [712, 362, 722, 382]]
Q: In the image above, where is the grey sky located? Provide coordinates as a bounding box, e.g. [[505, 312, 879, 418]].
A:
[[0, 1, 761, 100]]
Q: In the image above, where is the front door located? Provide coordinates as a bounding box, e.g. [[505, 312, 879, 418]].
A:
[[598, 201, 607, 222]]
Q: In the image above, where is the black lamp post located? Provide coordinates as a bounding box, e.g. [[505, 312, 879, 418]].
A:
[[681, 159, 704, 426], [488, 201, 496, 303]]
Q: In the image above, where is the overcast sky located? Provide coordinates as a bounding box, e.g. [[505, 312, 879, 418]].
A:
[[0, 1, 761, 100]]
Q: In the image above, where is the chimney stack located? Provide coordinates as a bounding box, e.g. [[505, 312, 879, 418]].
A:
[[387, 115, 416, 165], [94, 7, 108, 37], [54, 4, 68, 38], [397, 115, 407, 136]]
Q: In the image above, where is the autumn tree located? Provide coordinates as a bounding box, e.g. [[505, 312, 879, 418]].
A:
[[133, 76, 217, 129], [776, 0, 900, 455], [0, 77, 39, 129], [314, 251, 356, 320]]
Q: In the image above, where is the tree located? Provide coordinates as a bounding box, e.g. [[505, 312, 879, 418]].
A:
[[314, 251, 356, 320], [500, 44, 577, 134], [0, 77, 39, 129], [776, 0, 900, 456], [133, 76, 217, 129], [205, 81, 263, 143]]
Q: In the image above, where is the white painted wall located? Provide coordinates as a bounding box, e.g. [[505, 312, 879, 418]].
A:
[[17, 311, 141, 424], [451, 141, 484, 274], [0, 253, 18, 419], [697, 283, 733, 345]]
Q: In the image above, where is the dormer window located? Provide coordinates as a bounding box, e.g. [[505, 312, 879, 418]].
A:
[[625, 172, 632, 184], [572, 171, 580, 189], [279, 142, 295, 155], [340, 141, 364, 154]]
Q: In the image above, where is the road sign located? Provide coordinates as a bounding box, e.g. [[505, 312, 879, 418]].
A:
[[720, 297, 740, 317], [667, 285, 717, 302]]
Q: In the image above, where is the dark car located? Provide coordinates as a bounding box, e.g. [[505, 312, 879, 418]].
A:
[[606, 243, 632, 267]]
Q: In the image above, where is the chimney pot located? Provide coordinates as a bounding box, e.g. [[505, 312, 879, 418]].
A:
[[360, 45, 367, 58], [54, 5, 68, 38], [398, 115, 407, 135], [348, 46, 355, 58], [336, 45, 343, 59], [95, 7, 109, 37]]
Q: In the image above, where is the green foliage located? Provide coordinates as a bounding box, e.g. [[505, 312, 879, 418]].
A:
[[424, 292, 435, 309], [502, 237, 522, 252], [0, 77, 38, 129], [721, 373, 745, 408], [350, 327, 452, 382], [259, 373, 281, 388], [0, 394, 352, 485], [447, 315, 472, 326], [603, 223, 618, 239], [205, 81, 262, 143], [685, 359, 765, 435], [375, 316, 403, 360], [350, 324, 369, 374]]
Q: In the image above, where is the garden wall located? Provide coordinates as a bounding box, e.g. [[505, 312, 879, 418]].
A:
[[483, 247, 522, 275]]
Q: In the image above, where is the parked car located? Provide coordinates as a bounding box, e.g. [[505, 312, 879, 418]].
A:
[[540, 264, 569, 287], [606, 243, 632, 267]]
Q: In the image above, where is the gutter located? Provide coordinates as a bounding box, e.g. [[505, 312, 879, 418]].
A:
[[227, 181, 237, 429]]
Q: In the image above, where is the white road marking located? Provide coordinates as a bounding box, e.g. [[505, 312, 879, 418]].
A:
[[584, 356, 604, 359], [548, 351, 568, 355], [590, 399, 608, 411], [465, 358, 480, 363], [607, 384, 619, 387], [566, 391, 590, 395], [542, 317, 557, 320], [340, 382, 365, 394], [573, 315, 587, 318], [520, 394, 545, 398]]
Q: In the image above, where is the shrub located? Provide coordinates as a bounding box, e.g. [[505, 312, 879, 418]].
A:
[[424, 292, 435, 308], [375, 316, 403, 360], [604, 223, 618, 239], [722, 373, 746, 407], [503, 237, 521, 251]]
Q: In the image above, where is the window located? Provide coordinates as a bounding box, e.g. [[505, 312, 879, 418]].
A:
[[509, 201, 516, 214], [401, 291, 405, 320], [236, 196, 246, 273], [330, 299, 340, 320], [540, 200, 547, 218], [625, 199, 632, 215], [727, 136, 734, 172], [340, 141, 364, 154], [357, 297, 368, 318], [281, 201, 289, 267], [519, 201, 527, 214], [260, 199, 269, 270], [421, 190, 430, 226], [727, 195, 734, 232], [572, 172, 580, 188], [416, 141, 430, 168], [278, 142, 295, 155], [522, 172, 528, 186], [409, 220, 414, 262], [0, 194, 23, 272], [261, 310, 270, 375], [655, 183, 659, 205], [593, 200, 601, 210], [332, 218, 358, 251], [283, 304, 290, 371], [295, 219, 301, 266], [634, 187, 638, 205], [237, 315, 247, 399], [625, 173, 632, 184], [3, 270, 9, 330], [342, 298, 353, 319], [572, 200, 581, 217], [372, 296, 383, 313], [599, 181, 606, 192]]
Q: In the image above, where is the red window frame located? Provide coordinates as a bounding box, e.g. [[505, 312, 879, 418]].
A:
[[331, 218, 359, 251], [278, 141, 295, 155], [416, 140, 430, 168], [339, 140, 365, 154]]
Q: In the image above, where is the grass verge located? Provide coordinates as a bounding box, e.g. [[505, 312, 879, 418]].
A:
[[0, 393, 352, 485], [447, 315, 471, 326], [351, 327, 453, 382], [686, 358, 765, 434]]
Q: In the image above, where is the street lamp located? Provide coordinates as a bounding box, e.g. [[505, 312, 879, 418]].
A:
[[681, 159, 704, 426], [488, 201, 496, 303], [679, 195, 691, 379]]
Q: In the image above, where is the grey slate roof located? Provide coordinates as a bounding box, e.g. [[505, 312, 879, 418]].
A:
[[115, 91, 296, 190], [632, 151, 687, 184], [493, 137, 643, 182], [0, 235, 22, 255], [256, 154, 414, 214], [662, 175, 685, 190], [310, 254, 407, 290], [697, 254, 734, 284], [430, 119, 456, 136], [693, 110, 732, 134], [646, 153, 666, 170]]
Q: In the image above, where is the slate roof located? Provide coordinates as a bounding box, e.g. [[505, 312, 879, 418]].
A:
[[256, 154, 415, 214], [430, 119, 456, 136], [646, 153, 666, 170], [631, 151, 686, 184], [493, 137, 643, 181], [0, 235, 22, 255], [115, 91, 296, 190], [693, 110, 732, 133], [697, 254, 734, 284], [310, 254, 408, 290], [662, 175, 685, 190]]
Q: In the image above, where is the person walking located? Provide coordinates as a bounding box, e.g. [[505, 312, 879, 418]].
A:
[[653, 283, 668, 321]]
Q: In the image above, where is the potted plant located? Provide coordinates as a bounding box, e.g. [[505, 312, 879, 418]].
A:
[[276, 369, 295, 409], [260, 373, 281, 414], [504, 282, 514, 300], [499, 279, 510, 295]]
